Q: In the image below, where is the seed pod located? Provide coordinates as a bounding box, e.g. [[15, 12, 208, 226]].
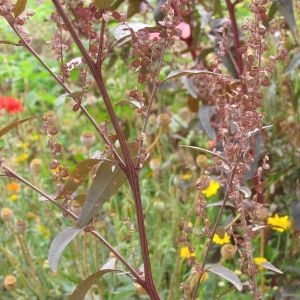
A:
[[1, 207, 13, 221], [4, 275, 17, 291], [255, 206, 270, 221], [80, 131, 96, 148]]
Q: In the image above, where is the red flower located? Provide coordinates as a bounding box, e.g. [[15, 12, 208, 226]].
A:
[[0, 96, 24, 114]]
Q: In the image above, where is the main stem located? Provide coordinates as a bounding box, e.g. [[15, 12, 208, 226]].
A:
[[51, 2, 159, 298]]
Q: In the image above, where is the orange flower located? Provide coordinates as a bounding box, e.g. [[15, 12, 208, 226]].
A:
[[7, 182, 20, 193]]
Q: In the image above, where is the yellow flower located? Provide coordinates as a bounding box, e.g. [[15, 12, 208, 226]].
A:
[[7, 182, 20, 193], [38, 225, 51, 239], [180, 246, 196, 259], [181, 173, 192, 181], [202, 180, 220, 198], [16, 153, 29, 163], [254, 257, 267, 270], [27, 212, 37, 221], [190, 268, 209, 289], [267, 214, 291, 232], [213, 232, 231, 245], [9, 194, 18, 202], [18, 142, 29, 149], [30, 134, 40, 141]]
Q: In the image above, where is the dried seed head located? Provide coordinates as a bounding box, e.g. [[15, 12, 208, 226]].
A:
[[157, 113, 171, 128], [1, 207, 13, 221], [195, 176, 210, 190], [16, 219, 26, 233], [80, 131, 96, 147], [43, 111, 57, 127], [196, 154, 208, 168], [30, 158, 42, 174], [255, 206, 270, 221], [149, 158, 161, 171], [153, 200, 165, 212], [221, 244, 237, 260], [4, 275, 17, 291]]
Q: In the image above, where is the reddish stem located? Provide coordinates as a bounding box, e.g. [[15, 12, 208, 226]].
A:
[[225, 0, 244, 75]]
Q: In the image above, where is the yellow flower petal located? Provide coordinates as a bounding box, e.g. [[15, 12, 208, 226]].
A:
[[267, 214, 291, 232], [180, 246, 196, 259], [202, 180, 220, 198], [213, 232, 231, 245]]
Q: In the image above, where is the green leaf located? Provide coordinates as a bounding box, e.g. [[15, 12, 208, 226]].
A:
[[161, 69, 220, 83], [76, 143, 138, 228], [13, 0, 27, 17], [69, 258, 123, 300], [56, 159, 100, 199], [206, 264, 243, 291], [48, 227, 84, 272], [0, 116, 33, 138]]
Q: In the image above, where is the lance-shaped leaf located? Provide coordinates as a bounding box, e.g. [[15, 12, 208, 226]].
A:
[[206, 264, 243, 291], [48, 227, 84, 272], [285, 51, 300, 75], [113, 22, 156, 41], [94, 0, 111, 9], [0, 116, 33, 138], [276, 0, 297, 41], [13, 0, 27, 17], [161, 69, 220, 83], [69, 258, 125, 300], [56, 159, 100, 199], [76, 143, 139, 228], [260, 261, 283, 274]]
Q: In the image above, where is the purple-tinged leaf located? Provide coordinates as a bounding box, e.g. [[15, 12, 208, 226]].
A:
[[206, 264, 243, 291], [48, 227, 84, 272]]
